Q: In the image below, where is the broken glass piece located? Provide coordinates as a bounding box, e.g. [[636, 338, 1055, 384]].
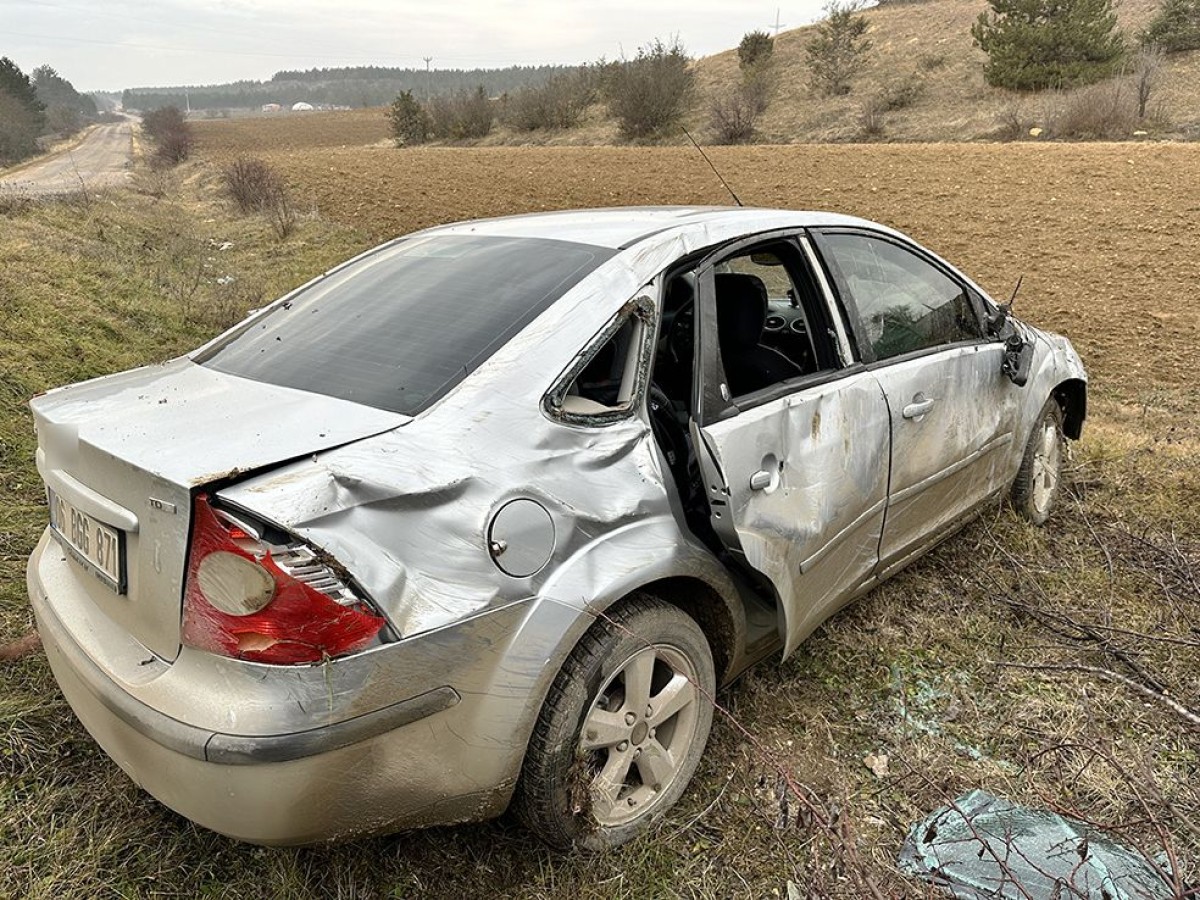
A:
[[898, 789, 1181, 899]]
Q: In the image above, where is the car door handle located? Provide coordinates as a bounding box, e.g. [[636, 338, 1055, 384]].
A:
[[749, 470, 772, 491], [902, 397, 935, 419]]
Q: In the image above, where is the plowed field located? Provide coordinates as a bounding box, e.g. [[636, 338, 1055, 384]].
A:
[[196, 140, 1200, 404]]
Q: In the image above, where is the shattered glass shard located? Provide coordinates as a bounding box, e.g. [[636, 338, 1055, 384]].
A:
[[898, 789, 1184, 900]]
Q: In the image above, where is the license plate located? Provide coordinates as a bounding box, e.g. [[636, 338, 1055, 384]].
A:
[[48, 489, 124, 591]]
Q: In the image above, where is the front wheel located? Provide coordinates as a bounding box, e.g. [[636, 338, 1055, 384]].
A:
[[514, 595, 715, 850], [1012, 398, 1065, 525]]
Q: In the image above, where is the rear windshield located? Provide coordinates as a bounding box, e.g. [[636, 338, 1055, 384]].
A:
[[198, 234, 614, 415]]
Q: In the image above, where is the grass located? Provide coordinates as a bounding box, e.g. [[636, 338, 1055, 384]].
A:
[[1, 143, 1199, 897]]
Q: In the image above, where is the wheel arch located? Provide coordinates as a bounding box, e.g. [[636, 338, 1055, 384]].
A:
[[623, 575, 738, 686], [1053, 378, 1087, 440]]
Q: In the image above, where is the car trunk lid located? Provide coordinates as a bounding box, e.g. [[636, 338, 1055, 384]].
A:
[[31, 358, 408, 661]]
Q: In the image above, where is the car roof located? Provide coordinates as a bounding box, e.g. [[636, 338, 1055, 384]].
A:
[[419, 206, 884, 251]]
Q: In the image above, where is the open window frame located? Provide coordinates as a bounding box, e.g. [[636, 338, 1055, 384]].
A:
[[692, 231, 854, 427], [542, 293, 658, 428]]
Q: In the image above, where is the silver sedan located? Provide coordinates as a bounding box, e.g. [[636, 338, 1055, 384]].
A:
[[27, 207, 1086, 848]]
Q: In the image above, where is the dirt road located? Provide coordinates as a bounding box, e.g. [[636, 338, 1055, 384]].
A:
[[0, 120, 134, 194]]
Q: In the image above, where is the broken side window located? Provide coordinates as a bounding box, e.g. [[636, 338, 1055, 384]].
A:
[[545, 296, 654, 426]]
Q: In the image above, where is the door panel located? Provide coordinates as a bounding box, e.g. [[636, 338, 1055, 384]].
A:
[[874, 343, 1017, 567], [694, 371, 890, 656], [808, 228, 1020, 570]]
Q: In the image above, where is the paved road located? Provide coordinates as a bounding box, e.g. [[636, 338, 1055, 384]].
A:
[[0, 120, 134, 194]]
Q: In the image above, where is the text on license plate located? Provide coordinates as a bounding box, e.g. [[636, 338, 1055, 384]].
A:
[[48, 489, 123, 590]]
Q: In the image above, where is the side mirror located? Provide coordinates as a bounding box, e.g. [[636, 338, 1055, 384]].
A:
[[1002, 333, 1033, 387], [987, 303, 1032, 387]]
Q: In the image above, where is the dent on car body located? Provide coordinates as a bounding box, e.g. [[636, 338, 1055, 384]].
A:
[[217, 215, 825, 642]]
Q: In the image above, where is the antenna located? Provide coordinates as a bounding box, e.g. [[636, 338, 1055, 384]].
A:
[[1008, 274, 1023, 307], [682, 128, 743, 208]]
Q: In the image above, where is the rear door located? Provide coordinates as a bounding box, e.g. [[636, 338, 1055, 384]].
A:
[[688, 234, 891, 657], [810, 229, 1019, 572]]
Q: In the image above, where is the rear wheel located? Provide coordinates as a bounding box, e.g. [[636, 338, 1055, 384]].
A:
[[514, 595, 715, 850], [1012, 398, 1065, 525]]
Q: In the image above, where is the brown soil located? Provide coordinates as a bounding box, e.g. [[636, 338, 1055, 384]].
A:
[[192, 142, 1200, 409]]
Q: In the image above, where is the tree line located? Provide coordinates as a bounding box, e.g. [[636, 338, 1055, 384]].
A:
[[0, 59, 100, 166], [122, 65, 583, 113]]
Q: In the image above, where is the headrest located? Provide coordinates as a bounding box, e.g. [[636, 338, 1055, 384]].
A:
[[715, 272, 769, 352]]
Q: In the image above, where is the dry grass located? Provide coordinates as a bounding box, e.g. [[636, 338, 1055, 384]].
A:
[[2, 140, 1200, 897], [689, 0, 1197, 143]]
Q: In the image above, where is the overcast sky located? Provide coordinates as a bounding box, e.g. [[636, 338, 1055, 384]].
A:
[[3, 0, 833, 92]]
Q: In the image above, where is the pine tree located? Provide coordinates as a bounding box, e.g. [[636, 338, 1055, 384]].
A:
[[0, 57, 46, 128], [971, 0, 1126, 91], [806, 2, 873, 96], [388, 90, 431, 145], [0, 57, 46, 163], [1142, 0, 1200, 53]]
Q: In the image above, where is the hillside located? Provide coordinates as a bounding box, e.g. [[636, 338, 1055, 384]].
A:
[[190, 0, 1200, 152], [689, 0, 1200, 142]]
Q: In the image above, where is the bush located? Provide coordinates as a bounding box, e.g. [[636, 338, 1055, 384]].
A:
[[858, 96, 888, 138], [994, 100, 1036, 140], [141, 106, 193, 166], [709, 77, 771, 143], [503, 71, 594, 131], [264, 187, 297, 240], [220, 156, 296, 239], [971, 0, 1126, 91], [223, 157, 283, 213], [1132, 45, 1166, 118], [44, 104, 82, 136], [388, 90, 430, 146], [427, 86, 493, 140], [877, 73, 925, 110], [806, 2, 873, 97], [1141, 0, 1200, 52], [1048, 80, 1138, 138], [604, 38, 695, 140], [738, 30, 775, 70]]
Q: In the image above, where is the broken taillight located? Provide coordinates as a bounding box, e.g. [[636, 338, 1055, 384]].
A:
[[182, 495, 386, 664]]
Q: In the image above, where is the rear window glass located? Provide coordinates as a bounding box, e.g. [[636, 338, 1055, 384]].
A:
[[197, 234, 614, 415]]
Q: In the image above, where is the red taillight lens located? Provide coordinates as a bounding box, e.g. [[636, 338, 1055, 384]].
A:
[[182, 495, 386, 664]]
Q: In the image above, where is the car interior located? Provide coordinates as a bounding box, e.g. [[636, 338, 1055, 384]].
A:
[[646, 239, 840, 546], [556, 237, 842, 554]]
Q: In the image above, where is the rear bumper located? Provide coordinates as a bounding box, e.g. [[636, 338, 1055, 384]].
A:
[[27, 528, 561, 844]]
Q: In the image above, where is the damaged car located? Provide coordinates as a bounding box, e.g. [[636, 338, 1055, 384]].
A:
[[27, 207, 1086, 848]]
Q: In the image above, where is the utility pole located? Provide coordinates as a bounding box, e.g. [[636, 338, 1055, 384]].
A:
[[423, 56, 433, 100], [185, 87, 190, 115], [771, 7, 786, 37]]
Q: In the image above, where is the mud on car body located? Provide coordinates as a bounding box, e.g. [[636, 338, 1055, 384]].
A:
[[27, 207, 1086, 847]]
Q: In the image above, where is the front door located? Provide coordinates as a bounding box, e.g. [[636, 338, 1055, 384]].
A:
[[811, 230, 1020, 571], [689, 235, 891, 657]]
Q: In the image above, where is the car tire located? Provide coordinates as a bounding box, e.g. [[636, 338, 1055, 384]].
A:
[[514, 594, 715, 850], [1011, 397, 1066, 526]]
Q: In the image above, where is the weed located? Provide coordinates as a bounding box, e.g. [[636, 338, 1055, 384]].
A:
[[222, 156, 283, 213]]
